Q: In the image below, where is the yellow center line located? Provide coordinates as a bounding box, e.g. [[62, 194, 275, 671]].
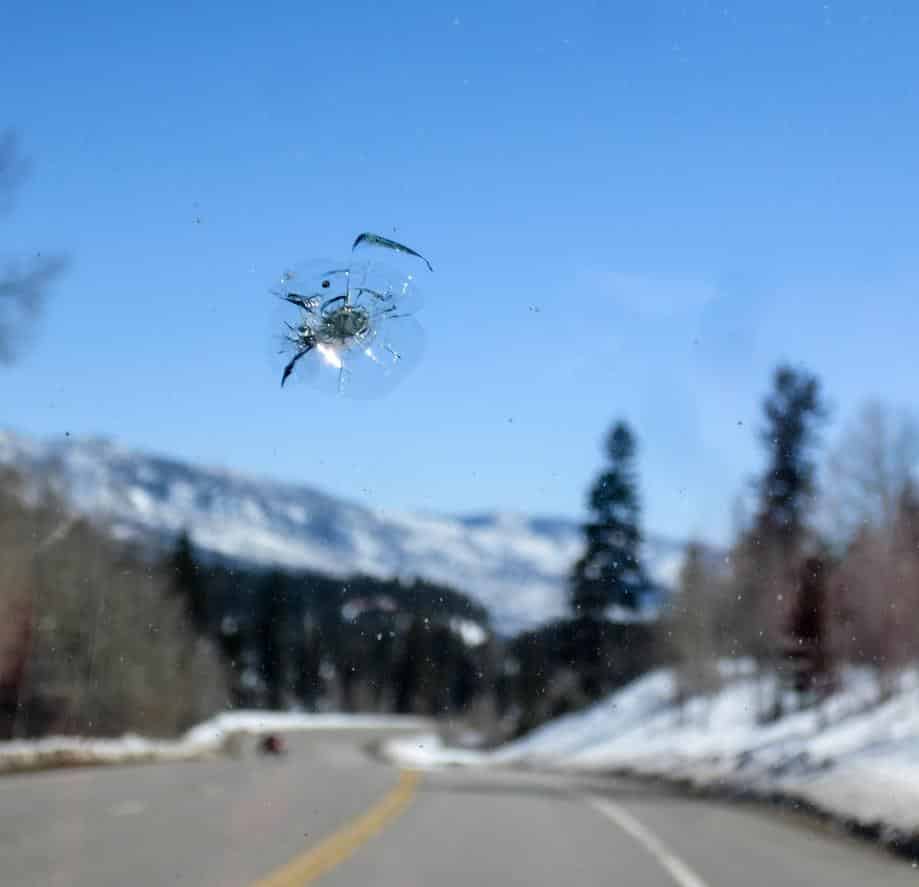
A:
[[250, 770, 421, 887]]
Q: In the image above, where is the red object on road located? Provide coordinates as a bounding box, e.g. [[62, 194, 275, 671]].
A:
[[260, 734, 286, 755]]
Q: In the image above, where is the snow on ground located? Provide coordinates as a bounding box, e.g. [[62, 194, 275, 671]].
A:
[[0, 712, 427, 774], [383, 664, 919, 839]]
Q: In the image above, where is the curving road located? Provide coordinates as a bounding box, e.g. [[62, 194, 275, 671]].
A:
[[1, 728, 915, 886]]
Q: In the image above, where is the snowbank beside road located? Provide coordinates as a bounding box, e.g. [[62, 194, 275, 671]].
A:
[[384, 665, 919, 841], [0, 712, 427, 774]]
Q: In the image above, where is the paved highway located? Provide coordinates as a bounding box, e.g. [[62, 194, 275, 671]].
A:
[[2, 729, 915, 886]]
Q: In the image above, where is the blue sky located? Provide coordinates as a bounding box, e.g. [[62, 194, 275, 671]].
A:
[[2, 1, 918, 543]]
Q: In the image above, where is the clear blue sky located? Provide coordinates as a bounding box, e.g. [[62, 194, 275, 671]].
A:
[[2, 1, 919, 543]]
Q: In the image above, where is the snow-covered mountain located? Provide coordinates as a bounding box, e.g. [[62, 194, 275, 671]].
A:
[[0, 430, 686, 632]]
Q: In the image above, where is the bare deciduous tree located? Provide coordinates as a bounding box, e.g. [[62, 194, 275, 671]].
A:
[[831, 504, 919, 699], [0, 129, 66, 364], [824, 401, 919, 540], [0, 470, 226, 738], [825, 402, 919, 699], [659, 541, 722, 720]]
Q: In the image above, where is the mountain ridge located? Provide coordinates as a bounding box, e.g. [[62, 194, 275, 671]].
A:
[[0, 429, 685, 632]]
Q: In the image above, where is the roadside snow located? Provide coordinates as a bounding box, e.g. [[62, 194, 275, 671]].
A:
[[383, 733, 489, 769], [383, 665, 919, 838], [0, 712, 427, 774]]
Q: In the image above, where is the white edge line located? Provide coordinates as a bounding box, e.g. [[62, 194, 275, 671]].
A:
[[587, 795, 712, 887]]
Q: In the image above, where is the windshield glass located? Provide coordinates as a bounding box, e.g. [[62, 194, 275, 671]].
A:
[[3, 3, 919, 885]]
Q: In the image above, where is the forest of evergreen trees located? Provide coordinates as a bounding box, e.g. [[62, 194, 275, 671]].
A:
[[3, 360, 919, 740]]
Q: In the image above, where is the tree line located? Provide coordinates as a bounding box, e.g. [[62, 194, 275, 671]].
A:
[[511, 364, 919, 734], [168, 534, 499, 721], [4, 130, 916, 739], [10, 360, 914, 740], [660, 368, 919, 721], [0, 472, 226, 739], [0, 487, 506, 738]]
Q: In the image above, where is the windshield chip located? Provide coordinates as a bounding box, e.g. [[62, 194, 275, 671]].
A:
[[272, 233, 432, 397]]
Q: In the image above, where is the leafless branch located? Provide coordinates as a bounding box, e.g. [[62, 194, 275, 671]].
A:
[[0, 129, 67, 363], [824, 401, 919, 540], [0, 130, 30, 216], [0, 256, 68, 364]]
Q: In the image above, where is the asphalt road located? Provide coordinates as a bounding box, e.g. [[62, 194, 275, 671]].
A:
[[2, 728, 916, 887]]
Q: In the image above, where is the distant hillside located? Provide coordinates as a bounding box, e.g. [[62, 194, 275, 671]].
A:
[[0, 430, 689, 632]]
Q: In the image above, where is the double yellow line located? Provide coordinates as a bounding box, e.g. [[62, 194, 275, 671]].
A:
[[252, 770, 421, 887]]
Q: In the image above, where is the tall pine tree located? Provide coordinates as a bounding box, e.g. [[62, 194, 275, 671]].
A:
[[169, 531, 208, 634], [256, 570, 288, 710], [746, 365, 827, 719], [570, 421, 646, 616], [755, 365, 827, 555]]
